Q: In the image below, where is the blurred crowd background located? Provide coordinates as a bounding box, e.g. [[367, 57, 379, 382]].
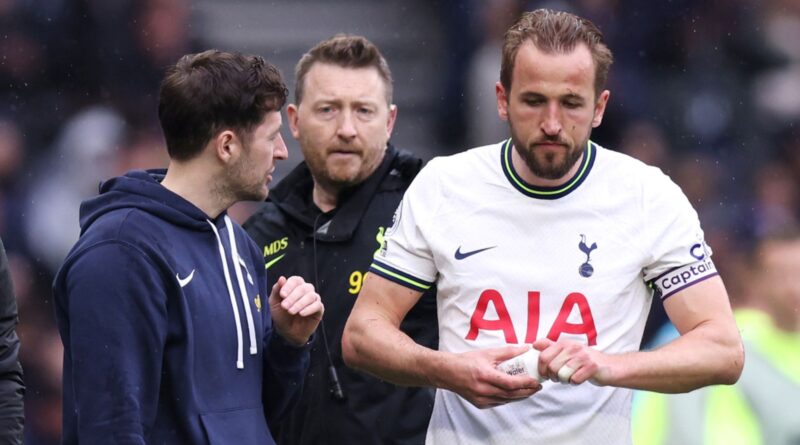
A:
[[1, 0, 799, 443]]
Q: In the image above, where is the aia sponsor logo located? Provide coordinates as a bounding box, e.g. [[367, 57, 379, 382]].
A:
[[465, 289, 597, 346]]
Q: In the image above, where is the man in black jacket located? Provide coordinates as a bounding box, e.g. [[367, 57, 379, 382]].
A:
[[244, 35, 437, 445], [0, 238, 24, 444]]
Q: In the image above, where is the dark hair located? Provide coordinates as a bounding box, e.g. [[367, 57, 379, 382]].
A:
[[501, 9, 613, 96], [294, 34, 393, 105], [158, 50, 288, 161]]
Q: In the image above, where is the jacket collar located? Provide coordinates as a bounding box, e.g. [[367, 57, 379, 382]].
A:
[[269, 144, 404, 242]]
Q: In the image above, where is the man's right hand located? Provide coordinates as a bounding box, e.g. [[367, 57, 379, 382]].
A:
[[435, 345, 542, 409]]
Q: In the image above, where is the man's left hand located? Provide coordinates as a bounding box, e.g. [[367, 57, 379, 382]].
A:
[[533, 338, 613, 385]]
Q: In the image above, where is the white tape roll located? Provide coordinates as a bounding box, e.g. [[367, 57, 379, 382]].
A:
[[557, 364, 575, 384], [496, 349, 542, 380]]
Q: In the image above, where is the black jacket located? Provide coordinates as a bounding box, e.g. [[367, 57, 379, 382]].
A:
[[0, 238, 24, 444], [244, 145, 438, 445]]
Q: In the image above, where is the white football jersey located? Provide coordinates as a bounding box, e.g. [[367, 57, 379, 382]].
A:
[[370, 140, 717, 445]]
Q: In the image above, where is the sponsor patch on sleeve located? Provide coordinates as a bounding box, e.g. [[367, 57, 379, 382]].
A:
[[651, 258, 718, 300]]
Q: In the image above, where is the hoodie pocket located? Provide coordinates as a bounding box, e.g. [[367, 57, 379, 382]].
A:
[[200, 406, 273, 444]]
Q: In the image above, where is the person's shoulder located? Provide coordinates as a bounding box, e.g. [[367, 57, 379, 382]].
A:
[[592, 143, 691, 216], [244, 200, 282, 226], [396, 142, 501, 209], [72, 206, 184, 264], [592, 142, 671, 188], [593, 142, 654, 172], [243, 200, 290, 245], [80, 206, 153, 242], [390, 146, 424, 176], [58, 208, 161, 281], [424, 141, 502, 177], [377, 146, 423, 192]]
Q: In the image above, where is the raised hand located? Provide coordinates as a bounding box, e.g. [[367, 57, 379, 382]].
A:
[[269, 276, 324, 346]]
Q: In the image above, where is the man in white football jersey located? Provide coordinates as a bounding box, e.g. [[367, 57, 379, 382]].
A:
[[342, 8, 744, 445]]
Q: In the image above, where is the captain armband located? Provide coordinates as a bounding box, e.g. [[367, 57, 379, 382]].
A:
[[650, 258, 718, 300]]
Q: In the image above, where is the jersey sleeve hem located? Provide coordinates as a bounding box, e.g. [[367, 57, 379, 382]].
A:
[[369, 260, 434, 292]]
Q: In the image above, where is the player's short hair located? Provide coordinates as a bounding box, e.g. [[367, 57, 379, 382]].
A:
[[158, 49, 288, 161], [501, 9, 613, 97], [294, 34, 393, 105]]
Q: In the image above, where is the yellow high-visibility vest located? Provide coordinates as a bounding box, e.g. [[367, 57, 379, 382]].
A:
[[632, 309, 800, 445]]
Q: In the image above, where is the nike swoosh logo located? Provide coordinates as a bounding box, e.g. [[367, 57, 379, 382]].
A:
[[176, 269, 195, 288], [454, 246, 496, 260], [265, 253, 286, 270]]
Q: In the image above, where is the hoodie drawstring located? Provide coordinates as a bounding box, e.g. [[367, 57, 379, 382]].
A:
[[208, 219, 246, 369], [224, 215, 258, 355]]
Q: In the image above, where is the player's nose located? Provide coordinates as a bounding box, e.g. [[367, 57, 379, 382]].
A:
[[541, 103, 562, 135], [337, 110, 357, 141]]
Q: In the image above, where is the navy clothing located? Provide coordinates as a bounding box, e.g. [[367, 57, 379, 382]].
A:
[[54, 170, 310, 445], [244, 145, 438, 445], [0, 238, 24, 444]]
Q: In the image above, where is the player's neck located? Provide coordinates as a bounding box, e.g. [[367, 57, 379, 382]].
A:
[[511, 148, 584, 188], [162, 161, 230, 219]]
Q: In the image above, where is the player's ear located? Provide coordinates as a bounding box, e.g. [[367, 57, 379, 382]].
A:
[[213, 129, 239, 164], [287, 104, 301, 140], [496, 81, 509, 121], [386, 104, 398, 138], [592, 90, 610, 128]]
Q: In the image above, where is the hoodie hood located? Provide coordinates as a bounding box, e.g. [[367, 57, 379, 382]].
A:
[[75, 168, 258, 371], [79, 169, 214, 235]]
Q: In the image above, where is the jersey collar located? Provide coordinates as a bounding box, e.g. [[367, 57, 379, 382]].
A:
[[500, 138, 596, 200]]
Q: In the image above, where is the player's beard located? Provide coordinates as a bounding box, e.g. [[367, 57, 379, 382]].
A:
[[222, 143, 269, 204], [510, 128, 587, 180], [302, 140, 386, 194]]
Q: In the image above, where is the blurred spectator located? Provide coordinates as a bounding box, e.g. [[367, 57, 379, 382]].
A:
[[88, 0, 194, 118], [617, 120, 671, 172], [0, 121, 23, 189], [752, 162, 800, 237], [754, 0, 800, 129], [434, 0, 480, 151], [24, 106, 126, 273], [113, 125, 169, 176], [0, 120, 26, 253], [465, 0, 523, 145]]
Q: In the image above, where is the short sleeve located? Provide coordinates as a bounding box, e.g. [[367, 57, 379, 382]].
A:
[[369, 159, 441, 292], [642, 170, 718, 300]]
